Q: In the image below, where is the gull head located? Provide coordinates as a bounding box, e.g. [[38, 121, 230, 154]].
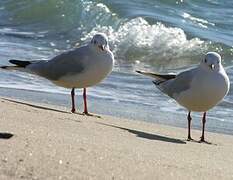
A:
[[200, 52, 222, 72], [90, 33, 109, 52]]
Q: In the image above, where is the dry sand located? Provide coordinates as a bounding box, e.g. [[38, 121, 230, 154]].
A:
[[0, 97, 233, 180]]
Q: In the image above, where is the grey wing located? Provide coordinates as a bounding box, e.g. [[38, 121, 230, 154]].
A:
[[27, 46, 88, 80], [157, 68, 197, 98]]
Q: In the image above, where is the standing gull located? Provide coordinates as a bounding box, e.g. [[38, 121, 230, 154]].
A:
[[1, 33, 114, 115], [136, 52, 230, 142]]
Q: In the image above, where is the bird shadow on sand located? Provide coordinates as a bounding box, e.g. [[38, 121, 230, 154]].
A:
[[0, 132, 14, 140], [2, 98, 71, 114], [2, 98, 98, 119], [96, 122, 186, 144], [2, 98, 82, 123]]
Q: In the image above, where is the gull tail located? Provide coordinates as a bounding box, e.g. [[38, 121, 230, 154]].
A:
[[136, 70, 176, 85], [1, 59, 32, 70], [136, 70, 178, 98]]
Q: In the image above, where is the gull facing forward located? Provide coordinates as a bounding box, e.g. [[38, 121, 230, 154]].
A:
[[137, 52, 230, 142], [1, 33, 114, 115]]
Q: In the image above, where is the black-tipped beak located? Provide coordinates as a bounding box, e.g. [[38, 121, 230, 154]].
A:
[[209, 64, 215, 70]]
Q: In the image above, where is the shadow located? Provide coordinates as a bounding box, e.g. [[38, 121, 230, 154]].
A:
[[2, 98, 82, 124], [97, 122, 186, 144], [2, 98, 70, 114], [2, 98, 100, 119], [0, 132, 14, 139]]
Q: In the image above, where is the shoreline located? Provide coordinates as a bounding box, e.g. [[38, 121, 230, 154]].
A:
[[0, 87, 233, 136], [1, 97, 233, 179]]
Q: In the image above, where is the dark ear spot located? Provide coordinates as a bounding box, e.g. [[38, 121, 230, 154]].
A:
[[91, 39, 97, 44]]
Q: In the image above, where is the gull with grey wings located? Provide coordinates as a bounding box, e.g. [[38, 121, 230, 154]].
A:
[[137, 52, 230, 142], [1, 33, 114, 115]]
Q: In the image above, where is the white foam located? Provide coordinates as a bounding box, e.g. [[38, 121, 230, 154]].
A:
[[82, 17, 208, 70], [182, 12, 215, 28]]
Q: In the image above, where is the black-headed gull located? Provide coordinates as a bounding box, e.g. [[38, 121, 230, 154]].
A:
[[137, 52, 230, 142], [1, 33, 114, 115]]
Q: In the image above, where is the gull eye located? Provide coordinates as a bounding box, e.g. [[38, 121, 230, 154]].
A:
[[93, 40, 97, 44]]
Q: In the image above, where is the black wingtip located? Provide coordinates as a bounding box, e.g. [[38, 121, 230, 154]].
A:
[[9, 59, 31, 68], [0, 66, 7, 69], [9, 60, 16, 64], [152, 80, 161, 86], [136, 70, 142, 74]]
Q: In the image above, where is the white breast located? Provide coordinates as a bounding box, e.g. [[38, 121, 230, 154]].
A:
[[176, 68, 230, 112]]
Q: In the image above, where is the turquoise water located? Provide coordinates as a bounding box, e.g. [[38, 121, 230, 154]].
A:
[[0, 0, 233, 134]]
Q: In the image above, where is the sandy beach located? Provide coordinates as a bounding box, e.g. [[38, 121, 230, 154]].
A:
[[0, 97, 233, 180]]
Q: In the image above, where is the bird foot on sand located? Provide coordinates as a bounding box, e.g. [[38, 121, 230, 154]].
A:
[[187, 137, 194, 141], [82, 112, 101, 118], [198, 138, 212, 144], [71, 108, 76, 113]]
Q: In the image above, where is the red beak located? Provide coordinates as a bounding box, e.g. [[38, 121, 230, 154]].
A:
[[98, 45, 104, 51]]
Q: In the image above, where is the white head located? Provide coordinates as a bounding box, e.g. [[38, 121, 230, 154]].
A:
[[200, 52, 222, 72], [90, 33, 109, 52]]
